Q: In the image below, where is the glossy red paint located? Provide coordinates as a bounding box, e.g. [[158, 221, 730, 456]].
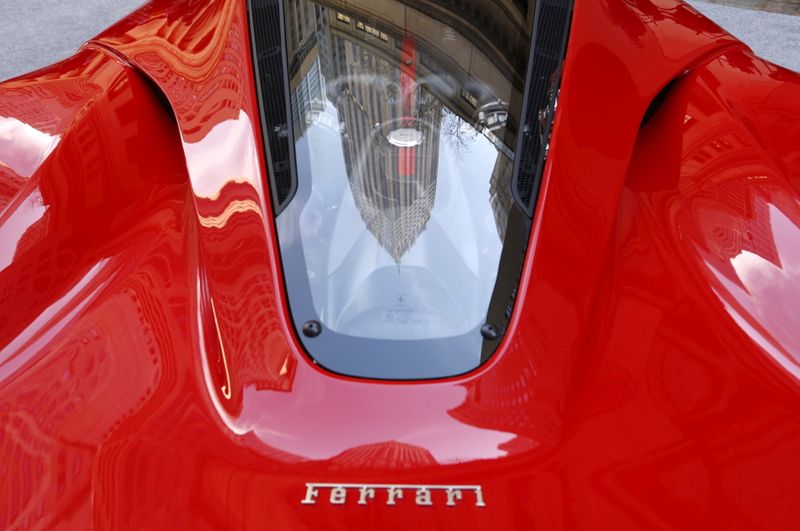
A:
[[1, 0, 799, 529]]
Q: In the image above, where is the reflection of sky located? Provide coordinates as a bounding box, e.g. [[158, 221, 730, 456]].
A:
[[0, 118, 60, 271], [0, 116, 59, 178], [182, 110, 263, 200], [709, 204, 800, 380], [287, 100, 505, 338]]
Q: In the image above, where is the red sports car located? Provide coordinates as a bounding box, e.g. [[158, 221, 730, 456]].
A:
[[1, 0, 799, 528]]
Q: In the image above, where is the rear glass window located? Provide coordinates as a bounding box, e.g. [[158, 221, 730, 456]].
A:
[[276, 0, 536, 379]]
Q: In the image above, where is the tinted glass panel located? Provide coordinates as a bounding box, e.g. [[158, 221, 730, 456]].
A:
[[276, 0, 536, 379]]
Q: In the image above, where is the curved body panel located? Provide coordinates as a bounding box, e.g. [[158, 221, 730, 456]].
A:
[[1, 0, 798, 528]]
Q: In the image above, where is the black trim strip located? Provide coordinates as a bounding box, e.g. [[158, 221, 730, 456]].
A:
[[248, 0, 298, 214], [512, 0, 574, 216], [483, 0, 574, 354]]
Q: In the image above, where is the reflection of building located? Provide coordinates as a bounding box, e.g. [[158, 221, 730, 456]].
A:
[[448, 347, 556, 455], [285, 0, 320, 52], [0, 169, 26, 210], [311, 0, 527, 149], [286, 0, 328, 136], [0, 53, 110, 207], [677, 95, 800, 291], [315, 0, 533, 93], [330, 33, 442, 262], [490, 155, 514, 241], [96, 1, 247, 143], [290, 56, 327, 134], [331, 440, 438, 469], [285, 0, 527, 256]]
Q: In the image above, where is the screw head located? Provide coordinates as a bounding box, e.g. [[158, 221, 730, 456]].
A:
[[480, 323, 499, 341], [302, 320, 322, 338]]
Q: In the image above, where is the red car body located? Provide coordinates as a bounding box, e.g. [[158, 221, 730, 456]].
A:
[[1, 0, 799, 528]]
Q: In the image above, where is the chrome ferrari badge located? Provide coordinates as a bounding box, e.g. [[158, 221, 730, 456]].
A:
[[301, 483, 485, 507]]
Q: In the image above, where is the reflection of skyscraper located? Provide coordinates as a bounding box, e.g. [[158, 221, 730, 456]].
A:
[[285, 0, 320, 55], [285, 0, 522, 259], [290, 56, 327, 134], [338, 66, 441, 260], [285, 0, 328, 136], [321, 15, 443, 262]]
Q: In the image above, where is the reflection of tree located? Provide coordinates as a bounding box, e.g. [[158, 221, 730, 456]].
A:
[[440, 107, 479, 157], [441, 106, 514, 241]]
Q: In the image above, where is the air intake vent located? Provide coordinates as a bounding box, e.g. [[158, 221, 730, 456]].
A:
[[641, 78, 679, 128], [249, 0, 296, 213], [512, 0, 573, 216]]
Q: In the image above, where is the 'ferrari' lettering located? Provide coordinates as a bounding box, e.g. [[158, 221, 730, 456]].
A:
[[301, 484, 319, 505], [386, 487, 404, 505], [446, 488, 463, 506], [330, 486, 347, 505], [415, 488, 433, 506], [301, 483, 485, 508], [358, 486, 375, 505]]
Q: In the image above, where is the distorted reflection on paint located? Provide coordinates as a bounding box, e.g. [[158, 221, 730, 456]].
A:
[[708, 203, 800, 380], [0, 117, 60, 178]]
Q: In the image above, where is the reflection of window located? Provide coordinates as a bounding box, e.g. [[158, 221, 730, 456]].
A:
[[357, 23, 389, 42], [420, 54, 436, 70], [461, 89, 478, 107]]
